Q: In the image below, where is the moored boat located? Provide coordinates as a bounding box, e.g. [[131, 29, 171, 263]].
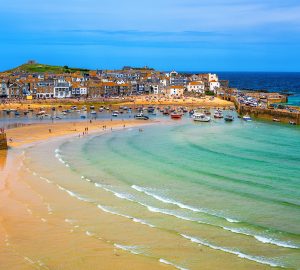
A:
[[170, 112, 183, 119], [214, 111, 223, 118], [193, 112, 211, 122], [243, 114, 252, 121], [134, 113, 149, 120], [224, 115, 234, 122], [112, 111, 119, 117]]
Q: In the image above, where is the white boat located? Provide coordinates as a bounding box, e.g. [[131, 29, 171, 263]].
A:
[[213, 110, 223, 119], [90, 110, 97, 115], [193, 112, 211, 122], [243, 114, 252, 121], [112, 111, 119, 117]]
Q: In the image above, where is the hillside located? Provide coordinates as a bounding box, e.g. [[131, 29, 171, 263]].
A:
[[4, 62, 90, 74]]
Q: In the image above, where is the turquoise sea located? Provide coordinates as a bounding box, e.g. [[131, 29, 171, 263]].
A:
[[38, 115, 300, 269]]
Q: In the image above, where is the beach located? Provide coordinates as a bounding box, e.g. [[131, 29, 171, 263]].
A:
[[1, 114, 299, 270], [1, 119, 178, 270]]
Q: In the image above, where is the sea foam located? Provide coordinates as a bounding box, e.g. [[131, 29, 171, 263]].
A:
[[131, 185, 239, 223], [97, 205, 155, 228], [159, 258, 189, 270], [181, 234, 285, 268]]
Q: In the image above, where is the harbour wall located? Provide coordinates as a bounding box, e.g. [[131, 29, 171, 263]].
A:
[[231, 97, 300, 124], [0, 133, 8, 150]]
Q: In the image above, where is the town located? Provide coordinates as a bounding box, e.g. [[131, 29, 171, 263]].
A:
[[0, 61, 226, 100]]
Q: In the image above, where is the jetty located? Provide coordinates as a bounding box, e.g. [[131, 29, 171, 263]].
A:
[[232, 94, 300, 125], [0, 131, 8, 150]]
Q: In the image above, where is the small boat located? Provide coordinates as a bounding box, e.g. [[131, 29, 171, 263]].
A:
[[52, 107, 56, 111], [90, 105, 95, 110], [193, 112, 211, 122], [147, 106, 155, 113], [90, 110, 97, 115], [203, 110, 211, 115], [214, 111, 224, 118], [243, 114, 252, 121], [56, 116, 62, 120], [80, 115, 86, 119], [273, 118, 280, 122], [14, 111, 20, 116], [24, 111, 29, 115], [224, 115, 234, 122], [163, 109, 170, 115], [112, 111, 119, 117], [134, 113, 149, 120], [289, 121, 296, 125], [37, 110, 46, 116], [170, 112, 183, 119]]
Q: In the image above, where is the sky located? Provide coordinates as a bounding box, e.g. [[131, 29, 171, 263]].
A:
[[0, 0, 300, 72]]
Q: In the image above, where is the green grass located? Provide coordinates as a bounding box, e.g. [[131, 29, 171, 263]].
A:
[[4, 63, 90, 74]]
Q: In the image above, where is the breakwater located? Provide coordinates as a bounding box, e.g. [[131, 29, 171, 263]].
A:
[[232, 96, 300, 124], [0, 133, 8, 150]]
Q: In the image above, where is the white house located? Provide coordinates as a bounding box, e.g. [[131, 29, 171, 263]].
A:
[[71, 86, 87, 97], [209, 81, 221, 93], [165, 85, 184, 97], [187, 81, 205, 93], [54, 79, 71, 98]]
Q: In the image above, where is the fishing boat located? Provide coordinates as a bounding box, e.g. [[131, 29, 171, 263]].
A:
[[214, 111, 223, 118], [224, 115, 234, 122], [134, 113, 149, 120], [193, 112, 211, 122], [243, 114, 252, 121], [289, 121, 296, 125], [170, 112, 183, 119]]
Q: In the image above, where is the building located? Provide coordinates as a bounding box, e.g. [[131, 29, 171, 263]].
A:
[[209, 81, 221, 93], [187, 81, 205, 94], [53, 79, 71, 98], [165, 85, 185, 97]]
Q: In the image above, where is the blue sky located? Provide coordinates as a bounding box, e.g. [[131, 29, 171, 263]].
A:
[[1, 0, 300, 71]]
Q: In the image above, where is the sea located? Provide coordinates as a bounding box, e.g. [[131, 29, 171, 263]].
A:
[[185, 71, 300, 106], [218, 72, 300, 106]]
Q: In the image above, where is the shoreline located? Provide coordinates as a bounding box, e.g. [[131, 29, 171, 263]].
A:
[[4, 118, 155, 149]]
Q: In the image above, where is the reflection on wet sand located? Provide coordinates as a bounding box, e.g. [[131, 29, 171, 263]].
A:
[[0, 150, 7, 170]]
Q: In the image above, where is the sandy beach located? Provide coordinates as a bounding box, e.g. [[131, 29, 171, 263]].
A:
[[0, 119, 177, 270], [0, 95, 233, 112], [4, 119, 153, 148]]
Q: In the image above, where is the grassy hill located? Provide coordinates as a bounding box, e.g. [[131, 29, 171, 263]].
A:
[[4, 63, 90, 74]]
